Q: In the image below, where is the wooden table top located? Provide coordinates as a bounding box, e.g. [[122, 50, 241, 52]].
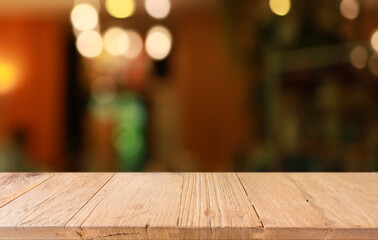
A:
[[0, 173, 376, 240]]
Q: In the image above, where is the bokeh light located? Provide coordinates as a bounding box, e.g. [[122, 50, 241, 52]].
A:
[[70, 3, 98, 31], [105, 0, 136, 18], [368, 53, 378, 76], [103, 27, 130, 56], [340, 0, 360, 20], [91, 76, 117, 104], [371, 30, 378, 52], [124, 30, 143, 59], [76, 30, 103, 58], [145, 25, 172, 60], [73, 23, 100, 38], [0, 61, 18, 95], [145, 0, 171, 19], [269, 0, 291, 16], [350, 46, 368, 69]]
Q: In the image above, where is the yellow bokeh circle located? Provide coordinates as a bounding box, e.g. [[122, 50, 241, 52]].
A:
[[106, 0, 136, 18]]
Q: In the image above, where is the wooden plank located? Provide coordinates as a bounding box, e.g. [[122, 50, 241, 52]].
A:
[[287, 173, 378, 239], [0, 173, 377, 239], [237, 173, 328, 239], [66, 172, 183, 240], [178, 173, 262, 239], [333, 172, 378, 199], [0, 173, 54, 208], [0, 173, 113, 240]]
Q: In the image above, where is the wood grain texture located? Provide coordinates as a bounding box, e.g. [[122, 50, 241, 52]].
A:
[[333, 172, 378, 199], [0, 172, 377, 239], [237, 173, 328, 239], [287, 173, 378, 239], [67, 173, 183, 240], [0, 173, 54, 208], [0, 173, 113, 239], [178, 173, 262, 239]]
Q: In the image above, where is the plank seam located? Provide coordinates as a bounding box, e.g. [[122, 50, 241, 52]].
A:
[[323, 226, 332, 239], [0, 173, 56, 210], [284, 173, 332, 231], [231, 173, 263, 230], [78, 173, 116, 228], [64, 173, 116, 228], [176, 173, 185, 227], [205, 173, 213, 230], [75, 229, 84, 240], [235, 173, 265, 229], [145, 222, 151, 240]]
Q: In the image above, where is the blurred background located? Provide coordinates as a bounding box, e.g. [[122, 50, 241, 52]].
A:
[[0, 0, 377, 172]]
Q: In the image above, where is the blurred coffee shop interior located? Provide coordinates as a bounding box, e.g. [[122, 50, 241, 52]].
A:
[[0, 0, 377, 172]]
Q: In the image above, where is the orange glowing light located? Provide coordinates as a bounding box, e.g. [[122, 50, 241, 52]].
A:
[[0, 61, 19, 95]]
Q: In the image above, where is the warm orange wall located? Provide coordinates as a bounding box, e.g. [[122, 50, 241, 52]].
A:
[[0, 17, 66, 169], [172, 14, 251, 171]]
